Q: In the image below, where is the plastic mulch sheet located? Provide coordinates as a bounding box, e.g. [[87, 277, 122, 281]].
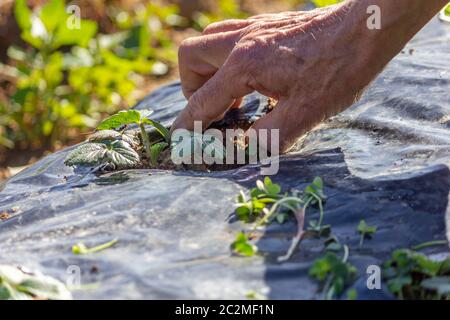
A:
[[0, 18, 449, 299]]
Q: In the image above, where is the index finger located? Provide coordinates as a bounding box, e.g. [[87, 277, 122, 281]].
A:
[[172, 60, 253, 132], [178, 30, 242, 99]]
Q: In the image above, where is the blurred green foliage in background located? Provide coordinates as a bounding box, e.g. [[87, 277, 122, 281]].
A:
[[0, 0, 348, 154], [0, 0, 186, 151]]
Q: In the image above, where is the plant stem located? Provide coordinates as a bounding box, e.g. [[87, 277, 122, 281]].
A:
[[323, 276, 334, 300], [277, 207, 306, 263], [359, 233, 365, 248], [87, 239, 118, 253], [139, 122, 152, 165], [342, 245, 349, 263], [255, 197, 303, 228], [412, 240, 448, 251]]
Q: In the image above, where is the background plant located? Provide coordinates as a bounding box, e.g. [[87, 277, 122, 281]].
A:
[[383, 249, 450, 300], [232, 177, 327, 261], [0, 0, 172, 152], [0, 0, 315, 171]]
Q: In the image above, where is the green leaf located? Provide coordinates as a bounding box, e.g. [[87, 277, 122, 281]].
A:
[[142, 118, 170, 142], [40, 0, 66, 33], [54, 19, 98, 48], [387, 276, 412, 295], [309, 252, 357, 299], [358, 220, 377, 247], [7, 45, 27, 61], [264, 177, 281, 196], [313, 177, 323, 190], [97, 109, 169, 143], [232, 232, 256, 257], [357, 220, 377, 235], [382, 249, 449, 299], [64, 143, 109, 167], [104, 140, 141, 169], [420, 277, 450, 296], [97, 110, 141, 130], [72, 239, 118, 255], [88, 130, 140, 149], [309, 255, 332, 281], [64, 141, 140, 169], [0, 265, 72, 300], [14, 0, 32, 31], [236, 205, 251, 222], [305, 177, 326, 200], [250, 187, 266, 198], [150, 142, 169, 167]]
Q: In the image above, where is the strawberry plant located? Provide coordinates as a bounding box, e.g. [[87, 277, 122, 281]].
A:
[[64, 109, 169, 170]]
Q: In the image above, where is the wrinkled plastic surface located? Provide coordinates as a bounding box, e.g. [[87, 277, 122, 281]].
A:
[[0, 19, 449, 299]]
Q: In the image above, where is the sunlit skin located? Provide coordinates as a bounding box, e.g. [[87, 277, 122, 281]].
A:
[[172, 0, 448, 153]]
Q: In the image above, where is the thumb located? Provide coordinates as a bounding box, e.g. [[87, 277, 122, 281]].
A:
[[172, 62, 253, 132]]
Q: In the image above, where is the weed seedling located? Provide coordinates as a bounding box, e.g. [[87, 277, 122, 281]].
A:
[[357, 220, 377, 247], [383, 249, 450, 300], [72, 238, 118, 255], [231, 232, 257, 257], [234, 177, 327, 262], [309, 246, 357, 300]]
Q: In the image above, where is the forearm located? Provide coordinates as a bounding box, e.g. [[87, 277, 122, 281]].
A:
[[320, 0, 447, 99], [346, 0, 448, 65]]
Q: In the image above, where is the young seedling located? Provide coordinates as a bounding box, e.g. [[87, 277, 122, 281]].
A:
[[65, 109, 170, 170], [383, 249, 450, 300], [231, 232, 257, 257], [97, 109, 170, 163], [150, 142, 169, 167], [233, 177, 328, 262], [72, 238, 118, 255], [357, 220, 377, 247], [308, 246, 357, 300]]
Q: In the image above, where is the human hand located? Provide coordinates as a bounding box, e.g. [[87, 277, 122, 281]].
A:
[[172, 0, 447, 153]]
